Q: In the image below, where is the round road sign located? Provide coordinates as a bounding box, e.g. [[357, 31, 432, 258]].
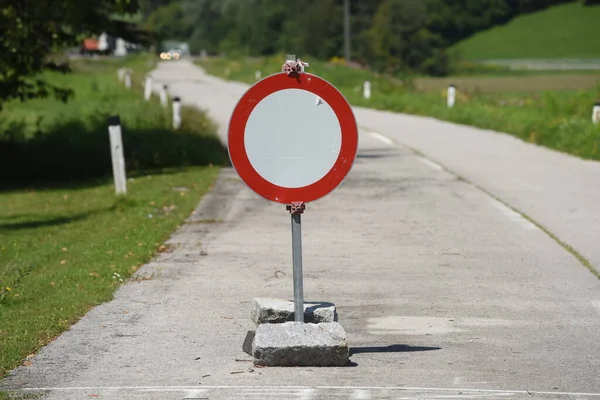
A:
[[228, 72, 358, 204]]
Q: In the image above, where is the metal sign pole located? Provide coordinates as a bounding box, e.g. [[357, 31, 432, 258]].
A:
[[287, 202, 306, 322]]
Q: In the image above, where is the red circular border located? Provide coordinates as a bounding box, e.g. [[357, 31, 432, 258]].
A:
[[228, 72, 358, 204]]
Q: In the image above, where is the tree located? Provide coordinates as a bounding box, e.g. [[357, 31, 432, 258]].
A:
[[366, 0, 432, 73], [0, 0, 141, 109], [144, 1, 192, 42]]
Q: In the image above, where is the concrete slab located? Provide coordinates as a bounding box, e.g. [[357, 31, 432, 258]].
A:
[[252, 322, 349, 367], [251, 298, 337, 324]]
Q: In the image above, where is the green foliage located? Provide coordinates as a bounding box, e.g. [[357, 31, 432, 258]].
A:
[[144, 1, 191, 42], [452, 1, 600, 60], [0, 0, 141, 108]]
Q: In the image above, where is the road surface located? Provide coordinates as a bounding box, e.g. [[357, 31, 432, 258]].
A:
[[2, 60, 599, 400]]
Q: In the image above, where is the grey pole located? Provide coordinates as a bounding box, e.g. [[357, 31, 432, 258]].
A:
[[343, 0, 351, 62], [288, 203, 305, 323]]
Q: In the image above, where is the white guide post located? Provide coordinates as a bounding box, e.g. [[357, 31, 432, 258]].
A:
[[144, 75, 152, 101], [363, 81, 371, 100], [173, 96, 182, 129], [160, 85, 168, 108], [124, 70, 132, 89], [447, 85, 456, 108], [592, 101, 600, 124], [107, 116, 127, 196]]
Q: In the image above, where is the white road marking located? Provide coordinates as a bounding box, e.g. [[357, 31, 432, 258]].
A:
[[182, 389, 208, 399], [351, 388, 371, 399], [299, 388, 316, 400], [369, 131, 395, 146], [16, 385, 600, 397], [419, 157, 444, 171], [490, 199, 538, 231]]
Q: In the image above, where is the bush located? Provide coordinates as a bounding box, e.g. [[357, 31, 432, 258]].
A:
[[0, 109, 227, 186]]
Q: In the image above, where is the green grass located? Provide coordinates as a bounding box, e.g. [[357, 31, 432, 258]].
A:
[[452, 1, 600, 60], [0, 54, 227, 379], [197, 55, 600, 161]]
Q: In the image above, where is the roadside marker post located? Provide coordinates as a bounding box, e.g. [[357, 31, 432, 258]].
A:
[[255, 70, 262, 81], [107, 116, 127, 196], [228, 55, 358, 326], [144, 75, 153, 101], [160, 85, 168, 108], [363, 80, 371, 100], [592, 101, 600, 124], [447, 84, 456, 108], [124, 70, 132, 89], [172, 96, 182, 129]]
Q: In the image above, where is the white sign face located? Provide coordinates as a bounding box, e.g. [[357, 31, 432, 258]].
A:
[[244, 88, 342, 189]]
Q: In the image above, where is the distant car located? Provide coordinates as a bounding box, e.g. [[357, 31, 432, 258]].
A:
[[160, 50, 181, 60]]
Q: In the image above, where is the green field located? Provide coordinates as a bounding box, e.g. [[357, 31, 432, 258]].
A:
[[197, 55, 600, 161], [0, 56, 227, 378], [452, 1, 600, 60]]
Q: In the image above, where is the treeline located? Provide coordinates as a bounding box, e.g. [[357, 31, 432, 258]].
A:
[[141, 0, 577, 76]]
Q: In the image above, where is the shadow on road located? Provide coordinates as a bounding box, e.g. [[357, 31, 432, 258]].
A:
[[350, 344, 441, 355]]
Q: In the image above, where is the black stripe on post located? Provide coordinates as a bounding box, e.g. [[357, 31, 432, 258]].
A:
[[107, 115, 121, 126], [173, 96, 181, 102]]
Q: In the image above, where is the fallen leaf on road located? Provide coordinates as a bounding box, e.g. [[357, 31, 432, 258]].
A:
[[221, 316, 233, 319]]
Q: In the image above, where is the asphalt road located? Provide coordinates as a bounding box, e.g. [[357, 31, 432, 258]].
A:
[[2, 60, 599, 400]]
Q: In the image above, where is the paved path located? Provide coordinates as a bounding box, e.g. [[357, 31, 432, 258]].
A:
[[2, 60, 600, 399]]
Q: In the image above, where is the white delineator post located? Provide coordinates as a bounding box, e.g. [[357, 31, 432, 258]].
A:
[[173, 96, 182, 129], [160, 84, 168, 108], [107, 116, 127, 196], [124, 70, 132, 89], [447, 84, 456, 108], [144, 75, 152, 101], [363, 81, 371, 100], [255, 70, 262, 81], [117, 68, 125, 82], [592, 101, 600, 124]]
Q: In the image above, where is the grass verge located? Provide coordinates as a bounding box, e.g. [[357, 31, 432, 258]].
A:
[[0, 54, 228, 379], [196, 55, 600, 161]]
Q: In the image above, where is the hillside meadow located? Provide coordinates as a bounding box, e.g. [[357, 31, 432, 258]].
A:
[[452, 1, 600, 60]]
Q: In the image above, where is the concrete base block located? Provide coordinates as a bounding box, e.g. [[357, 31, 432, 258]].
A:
[[252, 322, 349, 366], [251, 298, 338, 324]]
